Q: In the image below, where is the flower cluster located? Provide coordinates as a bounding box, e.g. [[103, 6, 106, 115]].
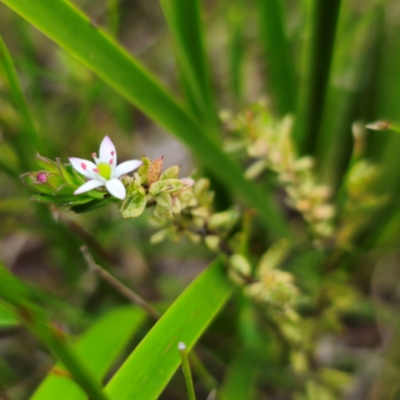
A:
[[222, 103, 336, 244], [229, 239, 298, 311]]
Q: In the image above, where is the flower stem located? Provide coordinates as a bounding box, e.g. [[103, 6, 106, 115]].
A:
[[81, 246, 161, 320], [178, 342, 197, 400]]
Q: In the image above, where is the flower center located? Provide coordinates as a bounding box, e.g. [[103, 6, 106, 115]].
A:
[[97, 162, 112, 180]]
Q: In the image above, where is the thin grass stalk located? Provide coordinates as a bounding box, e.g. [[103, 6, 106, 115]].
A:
[[179, 342, 197, 400]]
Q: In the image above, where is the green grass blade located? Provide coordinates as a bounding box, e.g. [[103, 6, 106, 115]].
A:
[[159, 0, 218, 136], [31, 305, 147, 400], [0, 35, 39, 168], [227, 0, 245, 104], [0, 264, 108, 400], [0, 302, 19, 328], [1, 0, 290, 237], [104, 258, 233, 400], [256, 0, 296, 115], [295, 0, 342, 154]]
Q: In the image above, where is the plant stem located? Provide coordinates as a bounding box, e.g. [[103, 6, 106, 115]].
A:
[[178, 342, 197, 400], [81, 246, 161, 321], [189, 352, 218, 392]]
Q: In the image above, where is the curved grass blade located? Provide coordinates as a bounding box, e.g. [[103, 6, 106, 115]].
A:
[[104, 258, 233, 400], [0, 36, 39, 169], [0, 301, 19, 328], [31, 305, 147, 400], [0, 264, 108, 400], [0, 0, 290, 237]]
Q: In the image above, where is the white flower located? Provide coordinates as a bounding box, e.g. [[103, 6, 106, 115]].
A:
[[69, 136, 142, 200]]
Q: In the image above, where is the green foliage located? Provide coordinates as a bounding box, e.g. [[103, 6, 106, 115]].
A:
[[1, 0, 400, 398], [31, 306, 146, 400], [104, 259, 233, 399]]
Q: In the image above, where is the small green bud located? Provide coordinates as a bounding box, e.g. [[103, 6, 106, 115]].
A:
[[20, 172, 58, 194], [184, 231, 201, 243], [257, 238, 291, 277], [160, 165, 180, 180], [208, 208, 239, 232], [244, 159, 267, 180], [179, 190, 197, 208], [204, 235, 220, 252], [150, 229, 169, 244], [191, 206, 209, 219], [292, 156, 315, 172], [229, 254, 252, 277]]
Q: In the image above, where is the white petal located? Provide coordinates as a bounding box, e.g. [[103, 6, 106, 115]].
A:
[[69, 158, 98, 179], [99, 136, 117, 166], [105, 178, 126, 200], [74, 180, 104, 195], [114, 160, 143, 178]]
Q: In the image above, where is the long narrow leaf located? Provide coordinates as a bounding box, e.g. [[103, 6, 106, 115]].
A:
[[256, 0, 296, 116], [104, 258, 233, 400], [0, 0, 290, 237], [31, 306, 146, 400], [159, 0, 218, 137], [0, 35, 39, 169], [227, 0, 245, 104], [295, 0, 342, 154]]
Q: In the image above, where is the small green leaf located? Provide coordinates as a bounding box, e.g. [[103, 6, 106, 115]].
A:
[[160, 165, 180, 180], [149, 179, 185, 196], [137, 157, 151, 185], [120, 191, 146, 218], [36, 153, 59, 173]]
